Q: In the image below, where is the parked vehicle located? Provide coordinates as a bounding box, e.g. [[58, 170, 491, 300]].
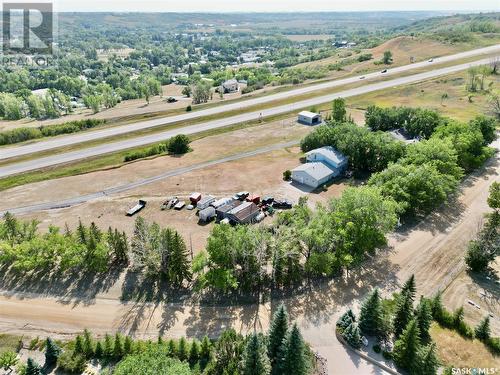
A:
[[428, 58, 434, 62], [167, 96, 177, 103], [273, 199, 293, 209], [381, 69, 388, 73], [359, 76, 365, 80], [262, 196, 274, 205], [174, 201, 186, 210], [126, 200, 147, 216], [162, 197, 179, 210], [233, 191, 250, 201]]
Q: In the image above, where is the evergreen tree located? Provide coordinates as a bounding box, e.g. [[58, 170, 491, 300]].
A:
[[268, 304, 289, 371], [359, 289, 383, 336], [83, 329, 94, 358], [417, 343, 440, 375], [393, 291, 414, 339], [188, 340, 200, 366], [475, 316, 491, 340], [415, 298, 433, 342], [430, 292, 443, 321], [178, 337, 188, 361], [168, 232, 192, 285], [103, 334, 113, 358], [124, 336, 133, 355], [401, 274, 417, 302], [114, 333, 123, 359], [343, 322, 362, 349], [44, 337, 61, 366], [167, 339, 177, 357], [157, 336, 164, 345], [393, 319, 421, 372], [337, 309, 356, 329], [278, 324, 308, 375], [242, 333, 271, 375], [26, 358, 42, 375], [76, 220, 87, 245], [199, 336, 212, 369], [74, 335, 84, 356], [94, 341, 103, 359]]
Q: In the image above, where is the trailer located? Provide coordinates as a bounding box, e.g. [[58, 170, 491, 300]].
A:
[[174, 201, 186, 210], [199, 207, 216, 222], [190, 192, 202, 205], [126, 200, 147, 216], [198, 195, 216, 210]]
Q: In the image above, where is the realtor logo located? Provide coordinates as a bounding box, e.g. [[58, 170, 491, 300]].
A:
[[2, 2, 54, 54]]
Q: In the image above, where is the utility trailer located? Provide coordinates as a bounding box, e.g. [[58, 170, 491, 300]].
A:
[[126, 200, 147, 216]]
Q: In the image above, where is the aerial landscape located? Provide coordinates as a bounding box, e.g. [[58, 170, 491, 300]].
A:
[[0, 1, 499, 374]]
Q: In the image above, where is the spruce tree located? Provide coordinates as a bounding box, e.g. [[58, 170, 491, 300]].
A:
[[430, 292, 443, 321], [167, 339, 177, 357], [114, 333, 123, 359], [94, 341, 103, 359], [359, 288, 383, 336], [188, 340, 200, 366], [169, 232, 192, 285], [74, 335, 84, 356], [199, 336, 212, 369], [337, 309, 355, 329], [26, 358, 42, 375], [103, 334, 113, 358], [475, 316, 491, 340], [242, 333, 271, 375], [278, 324, 308, 375], [124, 336, 133, 355], [415, 298, 433, 342], [401, 274, 416, 302], [178, 337, 188, 361], [76, 220, 87, 245], [417, 343, 440, 375], [83, 329, 94, 358], [44, 337, 61, 366], [343, 322, 362, 349], [393, 319, 421, 372], [157, 336, 164, 345], [268, 304, 289, 371], [393, 291, 414, 339]]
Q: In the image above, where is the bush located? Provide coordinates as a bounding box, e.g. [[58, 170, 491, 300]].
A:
[[486, 337, 500, 355], [124, 134, 191, 161], [57, 351, 86, 374], [283, 170, 292, 181], [186, 105, 192, 112], [373, 344, 381, 353], [382, 350, 392, 360]]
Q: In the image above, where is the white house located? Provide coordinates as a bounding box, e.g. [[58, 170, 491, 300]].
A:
[[305, 146, 348, 173], [222, 79, 239, 93], [291, 147, 348, 188], [291, 162, 335, 188], [298, 111, 322, 125]]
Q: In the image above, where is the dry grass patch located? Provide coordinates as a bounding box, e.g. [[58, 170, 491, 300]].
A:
[[430, 323, 500, 368]]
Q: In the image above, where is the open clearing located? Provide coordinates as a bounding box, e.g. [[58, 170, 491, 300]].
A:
[[430, 323, 500, 368]]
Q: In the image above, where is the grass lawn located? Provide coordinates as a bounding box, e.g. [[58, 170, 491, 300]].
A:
[[430, 323, 500, 368], [348, 71, 499, 122], [0, 333, 22, 354]]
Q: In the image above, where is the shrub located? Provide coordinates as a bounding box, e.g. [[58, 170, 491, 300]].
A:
[[57, 351, 86, 374], [186, 105, 192, 112], [373, 344, 381, 353], [283, 170, 292, 181], [486, 337, 500, 355], [382, 350, 392, 360]]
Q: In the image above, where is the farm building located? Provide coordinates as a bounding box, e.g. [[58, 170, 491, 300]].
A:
[[222, 79, 239, 93], [199, 207, 216, 222], [226, 201, 260, 224], [305, 146, 348, 171], [291, 146, 348, 188], [298, 111, 322, 125], [216, 200, 243, 221], [198, 195, 216, 210]]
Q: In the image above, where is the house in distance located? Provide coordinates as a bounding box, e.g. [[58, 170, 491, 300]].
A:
[[291, 146, 348, 188]]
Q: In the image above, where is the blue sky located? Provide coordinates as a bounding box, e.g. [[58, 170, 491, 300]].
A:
[[56, 0, 499, 12]]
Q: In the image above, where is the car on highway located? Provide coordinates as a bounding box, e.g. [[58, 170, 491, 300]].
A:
[[359, 76, 365, 80], [381, 69, 388, 73], [428, 58, 434, 62]]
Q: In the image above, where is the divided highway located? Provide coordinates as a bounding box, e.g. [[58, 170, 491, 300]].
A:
[[0, 46, 499, 178]]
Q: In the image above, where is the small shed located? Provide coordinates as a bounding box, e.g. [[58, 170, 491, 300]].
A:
[[190, 192, 202, 204], [198, 195, 216, 210], [298, 111, 322, 126], [199, 207, 216, 222]]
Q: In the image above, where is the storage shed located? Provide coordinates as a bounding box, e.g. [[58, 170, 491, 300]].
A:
[[197, 195, 216, 210], [199, 207, 216, 222], [190, 192, 202, 204], [298, 111, 322, 125], [226, 201, 260, 224]]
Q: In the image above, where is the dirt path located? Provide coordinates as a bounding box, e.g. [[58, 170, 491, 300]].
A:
[[1, 148, 499, 374]]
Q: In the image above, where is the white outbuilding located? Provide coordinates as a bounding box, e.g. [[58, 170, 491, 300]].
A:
[[298, 111, 322, 125], [291, 162, 335, 188]]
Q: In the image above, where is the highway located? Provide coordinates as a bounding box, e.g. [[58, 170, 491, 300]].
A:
[[0, 48, 498, 177]]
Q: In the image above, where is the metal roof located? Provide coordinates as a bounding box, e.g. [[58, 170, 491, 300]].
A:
[[298, 111, 320, 119], [306, 146, 347, 166], [292, 162, 335, 181]]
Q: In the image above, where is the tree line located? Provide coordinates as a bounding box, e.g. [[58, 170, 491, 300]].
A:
[[338, 275, 499, 374], [5, 304, 313, 375]]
